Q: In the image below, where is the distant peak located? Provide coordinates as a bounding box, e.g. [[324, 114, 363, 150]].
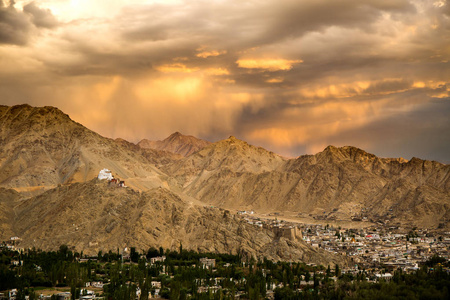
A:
[[227, 135, 246, 142], [9, 104, 32, 109], [166, 132, 189, 141], [321, 145, 342, 155], [139, 132, 210, 157], [324, 145, 337, 151], [42, 105, 60, 111], [171, 131, 183, 137], [323, 145, 367, 154], [225, 136, 247, 145]]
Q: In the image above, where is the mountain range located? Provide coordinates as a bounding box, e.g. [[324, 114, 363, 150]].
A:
[[163, 138, 449, 229], [0, 104, 449, 263]]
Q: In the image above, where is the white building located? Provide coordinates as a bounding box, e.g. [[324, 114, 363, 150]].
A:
[[98, 168, 113, 180], [200, 257, 216, 268], [151, 256, 166, 264]]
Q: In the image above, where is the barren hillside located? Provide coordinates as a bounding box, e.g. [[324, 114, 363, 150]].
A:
[[165, 140, 450, 228], [0, 188, 21, 239], [11, 179, 346, 265]]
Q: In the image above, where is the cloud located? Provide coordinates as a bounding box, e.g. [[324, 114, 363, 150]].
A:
[[0, 0, 449, 162], [324, 96, 450, 163], [0, 0, 58, 45], [0, 0, 31, 45], [239, 90, 450, 161], [156, 63, 199, 73], [23, 2, 58, 28], [237, 58, 302, 71], [196, 47, 226, 58]]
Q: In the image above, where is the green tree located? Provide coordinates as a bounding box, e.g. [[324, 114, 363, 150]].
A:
[[335, 264, 341, 277]]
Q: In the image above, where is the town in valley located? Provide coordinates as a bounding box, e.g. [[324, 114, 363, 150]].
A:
[[1, 205, 449, 300]]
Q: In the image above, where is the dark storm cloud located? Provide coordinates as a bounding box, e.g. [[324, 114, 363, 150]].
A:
[[46, 0, 441, 98], [119, 3, 209, 42], [324, 96, 450, 163], [23, 1, 58, 28], [114, 0, 416, 54], [0, 0, 58, 45], [0, 0, 31, 45], [33, 0, 437, 82], [44, 0, 412, 76], [253, 0, 416, 46]]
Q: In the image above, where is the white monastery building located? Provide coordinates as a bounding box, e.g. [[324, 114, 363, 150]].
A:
[[98, 168, 114, 180]]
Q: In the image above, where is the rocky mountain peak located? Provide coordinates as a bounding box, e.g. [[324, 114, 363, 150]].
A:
[[0, 104, 73, 130], [171, 131, 183, 137], [0, 104, 94, 149], [207, 136, 275, 157], [317, 145, 379, 163], [165, 136, 286, 186], [138, 132, 211, 157]]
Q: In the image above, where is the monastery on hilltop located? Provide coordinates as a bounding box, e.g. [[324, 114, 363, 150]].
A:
[[98, 168, 126, 187]]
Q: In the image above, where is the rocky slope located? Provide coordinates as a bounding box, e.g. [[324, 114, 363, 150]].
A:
[[10, 179, 346, 265], [138, 132, 211, 157], [0, 105, 176, 195], [284, 146, 449, 220], [165, 140, 450, 228], [0, 188, 21, 239], [164, 136, 285, 182]]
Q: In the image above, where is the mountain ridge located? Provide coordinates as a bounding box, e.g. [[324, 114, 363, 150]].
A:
[[161, 137, 449, 228]]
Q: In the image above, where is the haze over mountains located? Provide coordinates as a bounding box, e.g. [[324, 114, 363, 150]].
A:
[[0, 104, 449, 263]]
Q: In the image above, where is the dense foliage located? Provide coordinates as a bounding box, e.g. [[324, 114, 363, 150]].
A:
[[0, 245, 449, 300]]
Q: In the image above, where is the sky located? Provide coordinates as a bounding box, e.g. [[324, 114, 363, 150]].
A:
[[0, 0, 449, 162]]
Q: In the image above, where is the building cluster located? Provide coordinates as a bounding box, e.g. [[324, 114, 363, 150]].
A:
[[240, 213, 303, 241], [1, 237, 23, 253], [236, 212, 449, 276], [301, 224, 450, 273]]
